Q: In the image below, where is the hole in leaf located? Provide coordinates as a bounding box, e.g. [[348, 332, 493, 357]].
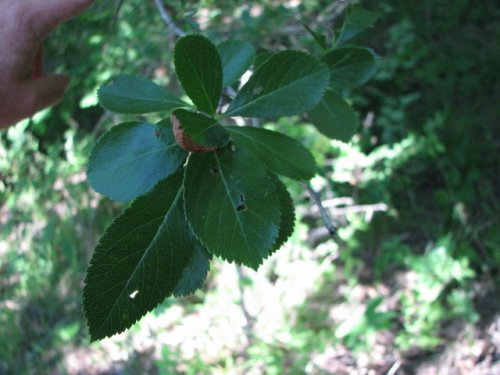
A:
[[231, 144, 237, 152], [129, 290, 139, 299], [237, 195, 247, 212], [210, 167, 219, 175]]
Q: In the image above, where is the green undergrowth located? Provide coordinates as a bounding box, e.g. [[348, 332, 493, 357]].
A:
[[1, 0, 499, 373]]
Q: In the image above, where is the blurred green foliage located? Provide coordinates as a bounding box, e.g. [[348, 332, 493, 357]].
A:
[[1, 0, 499, 373]]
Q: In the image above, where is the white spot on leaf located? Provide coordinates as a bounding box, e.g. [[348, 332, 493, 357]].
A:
[[129, 290, 139, 299]]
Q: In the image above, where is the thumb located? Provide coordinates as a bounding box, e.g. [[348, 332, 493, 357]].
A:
[[19, 74, 70, 116], [32, 0, 96, 36]]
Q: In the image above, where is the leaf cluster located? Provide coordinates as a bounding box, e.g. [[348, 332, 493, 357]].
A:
[[84, 10, 378, 340]]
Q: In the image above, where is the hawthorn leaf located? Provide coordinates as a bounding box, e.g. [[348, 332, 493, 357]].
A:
[[253, 51, 274, 69], [217, 40, 256, 87], [226, 51, 330, 118], [83, 173, 199, 341], [301, 22, 328, 50], [307, 90, 359, 142], [98, 75, 186, 114], [184, 146, 281, 269], [227, 126, 316, 180], [87, 120, 187, 202], [322, 47, 378, 91], [174, 35, 223, 116], [173, 246, 212, 297], [172, 109, 229, 148], [337, 6, 379, 45], [270, 174, 295, 254]]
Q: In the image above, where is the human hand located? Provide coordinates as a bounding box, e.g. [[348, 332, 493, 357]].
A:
[[0, 0, 95, 129]]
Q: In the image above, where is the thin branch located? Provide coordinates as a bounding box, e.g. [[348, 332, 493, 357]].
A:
[[386, 361, 401, 375], [302, 182, 338, 237], [152, 1, 339, 240], [153, 0, 238, 102], [236, 266, 255, 347], [112, 0, 125, 30], [309, 202, 389, 216], [153, 0, 186, 38]]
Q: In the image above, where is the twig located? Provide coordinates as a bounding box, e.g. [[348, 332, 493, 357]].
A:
[[310, 197, 355, 209], [314, 202, 389, 216], [153, 0, 186, 38], [112, 0, 125, 30], [153, 0, 239, 104], [386, 360, 401, 375], [236, 266, 255, 347], [302, 182, 338, 237], [469, 218, 498, 269]]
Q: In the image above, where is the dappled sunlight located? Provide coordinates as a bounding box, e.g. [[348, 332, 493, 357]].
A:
[[1, 0, 499, 374]]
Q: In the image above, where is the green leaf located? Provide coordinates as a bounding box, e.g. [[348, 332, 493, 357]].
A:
[[322, 47, 378, 91], [173, 246, 211, 297], [227, 126, 316, 180], [172, 109, 229, 148], [174, 35, 223, 116], [337, 6, 379, 45], [270, 174, 295, 254], [217, 40, 256, 87], [307, 90, 359, 142], [83, 173, 198, 341], [98, 75, 186, 114], [184, 146, 281, 269], [301, 22, 328, 50], [87, 120, 187, 202], [226, 51, 330, 118], [253, 51, 274, 69], [87, 121, 187, 202]]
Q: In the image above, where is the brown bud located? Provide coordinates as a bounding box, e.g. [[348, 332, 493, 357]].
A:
[[171, 114, 217, 153]]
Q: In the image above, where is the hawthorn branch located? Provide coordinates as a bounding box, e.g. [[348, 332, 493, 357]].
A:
[[236, 266, 255, 347], [112, 0, 125, 29], [302, 182, 338, 237], [153, 0, 185, 38], [152, 1, 339, 240]]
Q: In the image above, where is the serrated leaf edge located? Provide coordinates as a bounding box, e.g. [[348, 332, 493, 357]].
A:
[[174, 34, 223, 116], [182, 152, 280, 270], [268, 174, 296, 256], [225, 50, 330, 118], [86, 122, 187, 202], [98, 74, 187, 114], [83, 187, 186, 341]]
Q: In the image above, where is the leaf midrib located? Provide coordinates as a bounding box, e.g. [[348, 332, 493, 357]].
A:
[[181, 48, 217, 115], [104, 91, 184, 106], [225, 67, 324, 116], [92, 190, 182, 338], [214, 152, 253, 257], [228, 127, 307, 178], [95, 143, 179, 174]]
